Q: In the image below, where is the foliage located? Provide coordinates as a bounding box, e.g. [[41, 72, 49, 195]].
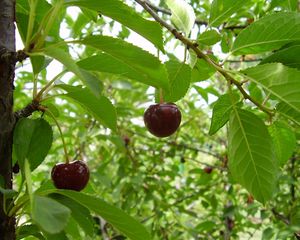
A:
[[5, 0, 300, 239]]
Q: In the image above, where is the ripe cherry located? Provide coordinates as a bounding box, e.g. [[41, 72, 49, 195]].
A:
[[123, 135, 130, 147], [144, 103, 181, 138], [204, 166, 213, 174], [51, 160, 90, 191]]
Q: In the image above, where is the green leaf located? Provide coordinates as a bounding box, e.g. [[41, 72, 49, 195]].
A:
[[260, 45, 300, 70], [57, 85, 117, 131], [232, 13, 300, 55], [78, 35, 169, 91], [268, 122, 296, 165], [0, 187, 18, 198], [32, 195, 71, 234], [191, 58, 216, 82], [164, 60, 191, 102], [242, 63, 300, 116], [228, 109, 278, 203], [209, 0, 248, 27], [65, 0, 164, 51], [277, 102, 300, 125], [44, 46, 103, 96], [77, 53, 167, 89], [209, 93, 240, 135], [166, 0, 196, 34], [17, 224, 46, 240], [42, 190, 151, 240], [51, 194, 95, 237], [198, 30, 221, 45], [13, 118, 53, 171]]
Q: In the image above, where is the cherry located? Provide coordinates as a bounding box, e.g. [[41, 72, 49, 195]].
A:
[[12, 163, 20, 174], [51, 160, 89, 191], [247, 195, 254, 204], [123, 135, 130, 147], [143, 103, 181, 137], [204, 166, 213, 174]]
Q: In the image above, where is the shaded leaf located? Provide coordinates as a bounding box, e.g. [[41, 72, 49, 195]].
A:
[[13, 118, 53, 171], [260, 45, 300, 70], [41, 189, 151, 240]]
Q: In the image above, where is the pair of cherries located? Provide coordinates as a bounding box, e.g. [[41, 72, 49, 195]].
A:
[[51, 103, 181, 191]]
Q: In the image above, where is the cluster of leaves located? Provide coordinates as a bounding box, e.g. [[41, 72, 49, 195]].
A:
[[6, 0, 300, 239]]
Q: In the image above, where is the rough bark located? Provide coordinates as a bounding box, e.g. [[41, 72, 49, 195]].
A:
[[0, 0, 16, 239]]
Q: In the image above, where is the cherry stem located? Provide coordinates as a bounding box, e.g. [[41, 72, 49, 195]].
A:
[[46, 109, 70, 164], [159, 88, 164, 104]]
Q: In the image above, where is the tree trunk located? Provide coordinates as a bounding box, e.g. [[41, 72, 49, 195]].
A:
[[0, 0, 16, 239]]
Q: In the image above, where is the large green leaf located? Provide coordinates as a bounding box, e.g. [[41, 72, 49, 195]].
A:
[[268, 122, 296, 165], [232, 13, 300, 55], [13, 118, 53, 171], [209, 93, 240, 135], [242, 63, 300, 115], [228, 109, 278, 203], [65, 0, 164, 51], [260, 45, 300, 70], [166, 0, 196, 34], [57, 85, 117, 131], [32, 195, 71, 234], [78, 36, 169, 91], [44, 46, 103, 96], [209, 0, 248, 27], [40, 190, 151, 240], [164, 60, 191, 102]]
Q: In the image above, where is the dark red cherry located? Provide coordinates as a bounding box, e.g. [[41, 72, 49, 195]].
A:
[[204, 166, 213, 174], [51, 160, 89, 191], [143, 103, 181, 137]]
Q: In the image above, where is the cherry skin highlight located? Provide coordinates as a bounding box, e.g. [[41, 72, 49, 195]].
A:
[[51, 160, 90, 191], [144, 103, 181, 138]]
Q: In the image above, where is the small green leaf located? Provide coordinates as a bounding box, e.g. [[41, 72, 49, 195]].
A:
[[209, 0, 249, 27], [209, 93, 240, 135], [191, 59, 216, 82], [32, 195, 71, 234], [57, 85, 117, 131], [268, 122, 296, 165], [13, 118, 53, 171], [44, 46, 103, 96], [232, 13, 300, 55], [166, 0, 196, 35], [260, 45, 300, 70], [228, 109, 278, 204], [198, 30, 221, 45], [65, 0, 164, 51], [164, 60, 191, 102], [51, 194, 95, 237], [17, 224, 46, 240]]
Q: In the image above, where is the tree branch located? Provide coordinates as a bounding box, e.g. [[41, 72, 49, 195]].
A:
[[134, 0, 275, 117], [14, 101, 42, 120]]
